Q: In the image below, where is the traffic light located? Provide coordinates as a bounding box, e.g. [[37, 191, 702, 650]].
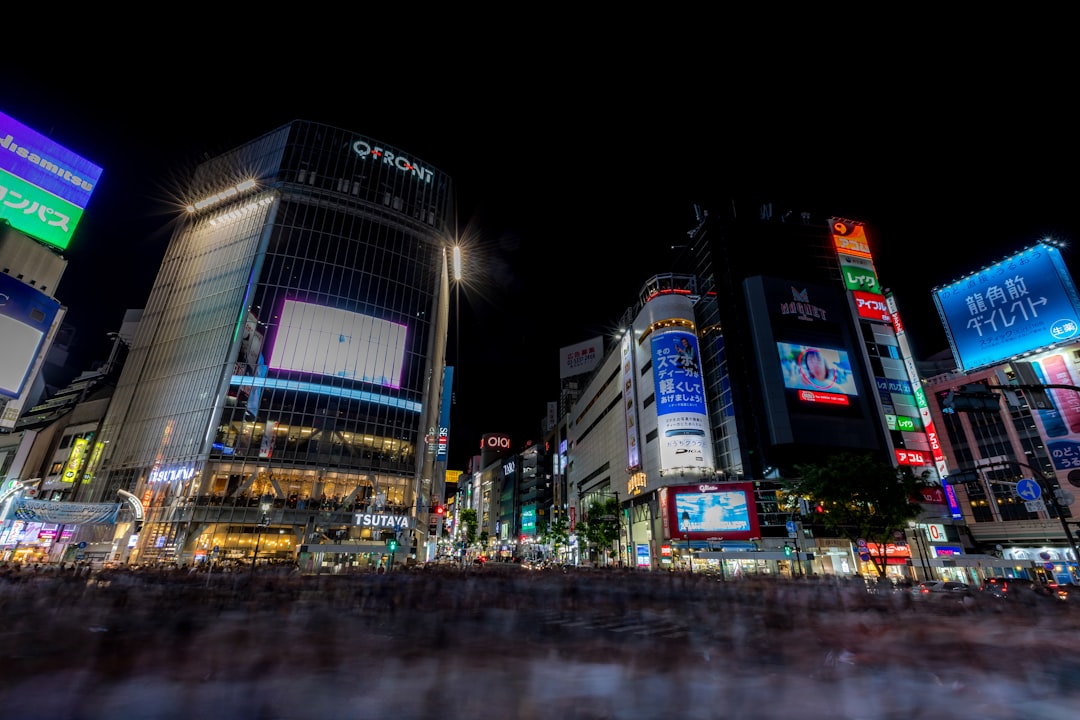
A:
[[434, 504, 445, 516], [783, 544, 793, 557], [814, 503, 825, 514], [387, 537, 398, 552]]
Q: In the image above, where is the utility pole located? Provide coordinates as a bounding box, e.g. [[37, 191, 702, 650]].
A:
[[944, 375, 1080, 572]]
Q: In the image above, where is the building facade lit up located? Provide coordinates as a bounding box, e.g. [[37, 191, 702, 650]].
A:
[[82, 121, 454, 569]]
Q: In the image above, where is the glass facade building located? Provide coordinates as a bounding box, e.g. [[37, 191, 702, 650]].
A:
[[87, 121, 454, 568]]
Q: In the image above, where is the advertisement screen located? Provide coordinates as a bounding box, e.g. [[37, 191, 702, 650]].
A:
[[1019, 347, 1080, 471], [0, 110, 103, 251], [777, 341, 858, 401], [269, 300, 407, 388], [669, 482, 760, 540], [933, 244, 1080, 372], [0, 273, 62, 398]]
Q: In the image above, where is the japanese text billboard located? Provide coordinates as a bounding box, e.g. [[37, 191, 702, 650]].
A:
[[650, 329, 714, 472], [933, 244, 1080, 372], [0, 110, 103, 251]]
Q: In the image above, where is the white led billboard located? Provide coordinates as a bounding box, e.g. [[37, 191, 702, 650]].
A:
[[269, 300, 407, 388], [0, 273, 62, 398]]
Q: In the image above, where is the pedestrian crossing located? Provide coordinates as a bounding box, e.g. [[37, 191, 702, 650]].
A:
[[531, 609, 690, 640]]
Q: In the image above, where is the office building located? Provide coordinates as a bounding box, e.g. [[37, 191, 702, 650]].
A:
[[83, 121, 455, 569]]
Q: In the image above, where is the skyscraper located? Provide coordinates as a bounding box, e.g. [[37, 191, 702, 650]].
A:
[[87, 121, 454, 568]]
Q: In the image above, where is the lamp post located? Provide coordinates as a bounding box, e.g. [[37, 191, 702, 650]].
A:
[[682, 510, 693, 574], [250, 494, 273, 573]]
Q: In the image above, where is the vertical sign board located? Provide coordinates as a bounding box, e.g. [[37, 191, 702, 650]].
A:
[[436, 366, 453, 462], [621, 332, 641, 471], [0, 110, 103, 251], [933, 244, 1080, 373], [650, 329, 715, 473]]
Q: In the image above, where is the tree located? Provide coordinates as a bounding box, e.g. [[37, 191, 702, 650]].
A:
[[576, 498, 620, 566], [783, 452, 925, 578], [540, 514, 570, 562], [460, 508, 478, 549]]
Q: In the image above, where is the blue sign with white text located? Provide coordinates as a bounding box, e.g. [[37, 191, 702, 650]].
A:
[[933, 245, 1080, 372]]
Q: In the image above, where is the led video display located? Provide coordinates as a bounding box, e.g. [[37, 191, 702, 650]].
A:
[[777, 342, 858, 396], [669, 482, 760, 540], [933, 244, 1080, 372], [269, 300, 407, 388]]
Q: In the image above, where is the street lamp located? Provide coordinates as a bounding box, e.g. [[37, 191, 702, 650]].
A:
[[250, 494, 273, 572], [681, 510, 693, 574]]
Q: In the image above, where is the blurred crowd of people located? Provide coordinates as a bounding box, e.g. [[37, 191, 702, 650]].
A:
[[1, 563, 1079, 719]]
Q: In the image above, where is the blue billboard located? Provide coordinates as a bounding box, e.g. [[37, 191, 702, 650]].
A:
[[650, 329, 714, 472], [0, 110, 103, 251], [0, 273, 62, 398], [933, 244, 1080, 372]]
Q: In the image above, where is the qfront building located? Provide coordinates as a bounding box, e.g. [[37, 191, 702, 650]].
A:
[[76, 121, 455, 570]]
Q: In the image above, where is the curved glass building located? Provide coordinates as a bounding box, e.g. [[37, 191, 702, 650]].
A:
[[87, 121, 454, 569]]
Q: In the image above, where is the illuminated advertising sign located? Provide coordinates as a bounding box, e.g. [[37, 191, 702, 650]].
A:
[[521, 505, 536, 535], [559, 335, 604, 379], [668, 482, 760, 541], [621, 333, 641, 471], [61, 437, 89, 483], [933, 244, 1080, 372], [839, 253, 882, 294], [650, 330, 714, 472], [0, 272, 62, 399], [1016, 346, 1080, 470], [831, 220, 872, 259], [0, 110, 102, 250], [269, 300, 407, 388], [895, 449, 928, 467], [436, 366, 453, 462], [853, 290, 890, 323], [777, 341, 858, 404], [886, 292, 948, 479]]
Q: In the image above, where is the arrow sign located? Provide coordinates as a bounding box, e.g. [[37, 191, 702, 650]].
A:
[[1016, 478, 1041, 502]]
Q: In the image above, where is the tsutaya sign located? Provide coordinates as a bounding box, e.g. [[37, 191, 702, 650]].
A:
[[351, 140, 434, 184], [353, 512, 414, 530]]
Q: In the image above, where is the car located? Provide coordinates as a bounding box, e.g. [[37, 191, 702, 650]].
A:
[[912, 580, 972, 600], [980, 576, 1035, 599]]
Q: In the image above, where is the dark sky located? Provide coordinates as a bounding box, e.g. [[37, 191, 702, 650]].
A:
[[6, 56, 1079, 470]]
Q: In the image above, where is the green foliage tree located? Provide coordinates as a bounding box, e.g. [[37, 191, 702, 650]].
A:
[[460, 508, 478, 549], [540, 514, 570, 562], [576, 498, 621, 566], [784, 452, 925, 578]]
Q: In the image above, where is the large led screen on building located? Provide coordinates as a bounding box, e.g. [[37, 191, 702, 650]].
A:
[[933, 244, 1080, 372], [0, 273, 62, 398], [777, 342, 858, 399], [650, 329, 715, 472], [744, 276, 879, 452], [269, 300, 407, 388], [0, 110, 103, 251], [668, 482, 760, 541]]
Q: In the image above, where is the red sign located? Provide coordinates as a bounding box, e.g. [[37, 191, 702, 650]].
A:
[[895, 449, 927, 466], [853, 290, 891, 323], [918, 486, 946, 505], [798, 390, 849, 406]]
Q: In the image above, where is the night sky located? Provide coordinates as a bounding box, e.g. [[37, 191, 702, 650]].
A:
[[6, 52, 1079, 470]]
